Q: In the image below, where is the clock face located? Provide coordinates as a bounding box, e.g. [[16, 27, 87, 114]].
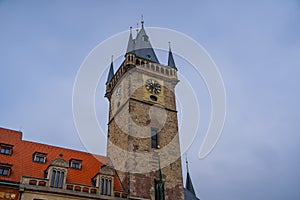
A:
[[145, 79, 161, 94]]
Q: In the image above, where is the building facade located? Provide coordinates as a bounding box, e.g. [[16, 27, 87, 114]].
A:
[[0, 128, 127, 200]]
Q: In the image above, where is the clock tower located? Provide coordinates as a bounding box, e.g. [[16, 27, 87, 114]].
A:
[[105, 21, 184, 200]]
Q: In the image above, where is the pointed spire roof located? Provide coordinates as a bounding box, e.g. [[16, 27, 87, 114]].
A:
[[168, 42, 176, 69], [106, 56, 114, 83], [126, 20, 160, 63], [186, 171, 196, 195], [185, 156, 196, 196], [126, 27, 135, 53]]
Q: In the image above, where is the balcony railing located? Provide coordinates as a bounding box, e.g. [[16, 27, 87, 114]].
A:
[[20, 176, 127, 199]]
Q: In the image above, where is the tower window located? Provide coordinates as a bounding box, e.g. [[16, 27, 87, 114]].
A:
[[151, 128, 158, 149], [151, 64, 155, 70], [156, 66, 159, 72], [0, 143, 13, 156], [69, 159, 82, 170], [33, 152, 47, 164], [166, 70, 169, 75]]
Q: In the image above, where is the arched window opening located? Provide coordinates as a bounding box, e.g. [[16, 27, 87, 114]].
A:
[[151, 64, 155, 70]]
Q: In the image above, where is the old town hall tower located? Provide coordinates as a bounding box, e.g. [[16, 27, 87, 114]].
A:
[[105, 21, 184, 200]]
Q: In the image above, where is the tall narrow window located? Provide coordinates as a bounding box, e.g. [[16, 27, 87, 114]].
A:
[[103, 178, 107, 195], [50, 170, 56, 187], [55, 171, 61, 188], [59, 172, 64, 188], [151, 128, 158, 149], [107, 179, 112, 196], [101, 177, 105, 195]]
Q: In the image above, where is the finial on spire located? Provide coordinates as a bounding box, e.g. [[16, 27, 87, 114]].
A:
[[185, 153, 196, 196], [168, 41, 171, 50], [141, 14, 144, 28], [130, 26, 133, 34], [106, 56, 115, 83], [185, 153, 189, 172], [136, 23, 139, 34]]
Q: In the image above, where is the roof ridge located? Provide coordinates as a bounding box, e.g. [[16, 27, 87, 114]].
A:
[[22, 140, 107, 158]]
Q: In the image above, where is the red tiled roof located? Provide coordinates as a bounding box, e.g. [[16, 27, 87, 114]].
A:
[[0, 127, 124, 192]]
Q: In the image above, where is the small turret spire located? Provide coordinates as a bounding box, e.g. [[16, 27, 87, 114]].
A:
[[126, 26, 135, 53], [106, 56, 114, 83], [185, 154, 196, 196], [168, 41, 176, 69]]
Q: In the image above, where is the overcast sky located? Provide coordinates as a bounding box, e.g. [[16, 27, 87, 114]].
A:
[[1, 1, 300, 200]]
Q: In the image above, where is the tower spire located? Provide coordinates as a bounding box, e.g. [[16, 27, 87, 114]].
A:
[[133, 19, 160, 63], [168, 41, 176, 69], [185, 154, 196, 196], [106, 55, 114, 83], [126, 26, 135, 53]]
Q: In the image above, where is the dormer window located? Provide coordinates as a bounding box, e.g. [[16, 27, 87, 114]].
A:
[[33, 152, 47, 164], [93, 165, 115, 196], [69, 159, 82, 170], [100, 177, 112, 196], [50, 169, 65, 188], [0, 143, 13, 155], [0, 164, 12, 177], [47, 156, 68, 189]]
